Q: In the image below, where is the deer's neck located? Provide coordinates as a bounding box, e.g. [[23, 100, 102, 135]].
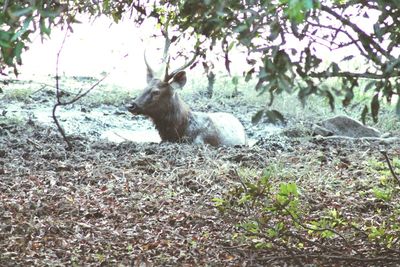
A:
[[151, 95, 191, 142]]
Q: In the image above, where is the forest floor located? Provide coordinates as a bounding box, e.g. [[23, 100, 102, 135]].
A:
[[1, 77, 400, 266]]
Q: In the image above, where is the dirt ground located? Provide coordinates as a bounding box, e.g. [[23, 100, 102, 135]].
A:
[[1, 83, 400, 266]]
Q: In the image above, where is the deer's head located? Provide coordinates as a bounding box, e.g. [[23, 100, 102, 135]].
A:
[[128, 34, 198, 118], [127, 67, 187, 117]]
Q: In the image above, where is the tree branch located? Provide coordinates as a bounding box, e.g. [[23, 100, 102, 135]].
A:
[[320, 5, 392, 65], [2, 0, 8, 13], [309, 70, 400, 80], [53, 28, 72, 149], [306, 21, 370, 59]]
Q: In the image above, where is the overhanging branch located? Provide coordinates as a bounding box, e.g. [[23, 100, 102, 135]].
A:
[[306, 21, 370, 59], [309, 71, 400, 79], [320, 5, 392, 65]]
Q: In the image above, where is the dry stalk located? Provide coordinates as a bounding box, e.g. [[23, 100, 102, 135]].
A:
[[52, 27, 119, 149], [380, 150, 400, 186]]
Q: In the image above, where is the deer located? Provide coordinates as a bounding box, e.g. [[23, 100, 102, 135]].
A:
[[127, 39, 247, 147]]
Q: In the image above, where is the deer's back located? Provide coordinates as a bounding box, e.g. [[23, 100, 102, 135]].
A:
[[187, 112, 247, 146]]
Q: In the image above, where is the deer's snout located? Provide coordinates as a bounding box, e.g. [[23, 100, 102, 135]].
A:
[[127, 102, 142, 114]]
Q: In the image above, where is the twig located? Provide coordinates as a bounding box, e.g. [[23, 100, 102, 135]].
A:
[[234, 169, 253, 216], [320, 5, 390, 66], [52, 27, 118, 150], [29, 84, 50, 96], [235, 169, 248, 193], [27, 138, 42, 149], [238, 225, 304, 267], [380, 150, 400, 186], [258, 253, 400, 264], [310, 70, 400, 80], [52, 102, 71, 149], [2, 0, 8, 13], [53, 28, 72, 149], [283, 229, 344, 255]]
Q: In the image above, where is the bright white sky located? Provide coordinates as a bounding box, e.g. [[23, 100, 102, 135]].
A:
[[21, 16, 150, 88]]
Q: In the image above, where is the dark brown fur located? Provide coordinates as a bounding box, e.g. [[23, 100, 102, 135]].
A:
[[151, 93, 191, 142], [128, 66, 247, 146]]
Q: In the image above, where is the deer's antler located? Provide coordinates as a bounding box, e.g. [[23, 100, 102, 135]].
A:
[[164, 48, 199, 82], [161, 26, 200, 82]]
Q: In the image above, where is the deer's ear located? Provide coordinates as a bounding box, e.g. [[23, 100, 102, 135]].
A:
[[170, 71, 187, 89]]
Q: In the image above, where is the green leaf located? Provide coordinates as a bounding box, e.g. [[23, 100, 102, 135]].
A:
[[255, 78, 265, 91], [257, 81, 275, 97], [341, 55, 354, 62], [232, 76, 239, 86], [278, 75, 293, 93], [331, 62, 339, 74], [266, 228, 278, 238], [265, 110, 286, 125], [279, 182, 298, 196], [361, 105, 368, 125], [0, 39, 11, 48], [233, 24, 248, 33], [371, 93, 380, 123], [321, 230, 335, 239], [14, 41, 24, 64], [212, 197, 225, 207], [11, 7, 34, 17], [260, 172, 271, 186], [39, 10, 61, 18], [396, 98, 400, 118], [286, 182, 298, 195], [0, 30, 12, 41], [364, 81, 375, 92], [103, 0, 110, 11], [245, 68, 254, 82], [324, 90, 335, 111], [305, 0, 314, 9], [11, 17, 32, 42], [342, 87, 354, 107], [268, 20, 280, 41], [228, 41, 235, 51], [252, 110, 264, 124], [40, 19, 51, 36], [372, 187, 392, 201], [373, 23, 383, 41]]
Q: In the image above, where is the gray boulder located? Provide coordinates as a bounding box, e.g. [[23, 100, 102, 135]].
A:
[[313, 115, 381, 138]]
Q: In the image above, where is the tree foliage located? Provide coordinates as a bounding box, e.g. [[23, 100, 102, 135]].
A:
[[1, 0, 400, 120]]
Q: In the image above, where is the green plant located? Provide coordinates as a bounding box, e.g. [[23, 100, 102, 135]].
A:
[[2, 87, 33, 101], [213, 165, 400, 264], [0, 113, 25, 125], [372, 187, 393, 201], [80, 86, 133, 107]]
